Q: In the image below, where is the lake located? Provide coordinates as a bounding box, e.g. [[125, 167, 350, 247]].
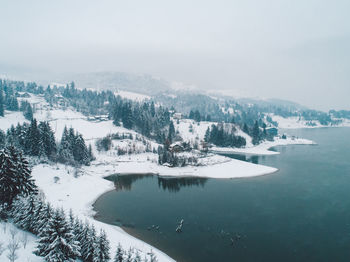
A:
[[93, 127, 350, 262]]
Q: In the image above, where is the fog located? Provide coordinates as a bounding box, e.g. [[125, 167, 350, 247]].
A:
[[1, 0, 349, 110]]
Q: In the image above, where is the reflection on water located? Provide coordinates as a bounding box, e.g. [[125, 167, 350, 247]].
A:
[[219, 153, 260, 164], [106, 174, 208, 192], [105, 174, 153, 191], [158, 177, 208, 192]]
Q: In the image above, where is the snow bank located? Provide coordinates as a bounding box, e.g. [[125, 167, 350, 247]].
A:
[[212, 137, 315, 155], [32, 164, 175, 262], [270, 114, 350, 129]]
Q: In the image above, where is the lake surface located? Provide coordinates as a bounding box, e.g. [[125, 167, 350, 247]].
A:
[[93, 128, 350, 262]]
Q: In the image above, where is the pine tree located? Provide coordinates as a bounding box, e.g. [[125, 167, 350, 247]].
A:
[[12, 194, 38, 233], [35, 209, 80, 261], [204, 127, 210, 142], [125, 248, 133, 262], [252, 121, 260, 145], [243, 123, 249, 135], [0, 146, 37, 207], [88, 144, 95, 161], [167, 121, 175, 143], [80, 222, 97, 262], [148, 250, 158, 262], [133, 250, 142, 262], [114, 243, 124, 262], [36, 202, 53, 236], [72, 217, 84, 258], [73, 134, 89, 165], [0, 130, 5, 149], [93, 229, 110, 262], [25, 119, 41, 156], [0, 87, 4, 117], [38, 121, 57, 159], [23, 102, 33, 120], [58, 126, 73, 164]]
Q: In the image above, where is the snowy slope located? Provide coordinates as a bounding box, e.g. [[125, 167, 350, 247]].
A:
[[173, 119, 253, 147], [115, 90, 151, 102], [0, 222, 44, 262]]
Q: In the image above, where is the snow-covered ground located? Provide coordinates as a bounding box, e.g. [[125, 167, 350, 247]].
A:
[[270, 114, 350, 129], [212, 137, 315, 156], [173, 119, 253, 147], [31, 164, 175, 262], [114, 90, 151, 102], [0, 222, 43, 262]]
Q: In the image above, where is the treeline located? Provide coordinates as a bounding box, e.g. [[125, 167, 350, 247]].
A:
[[0, 119, 93, 166], [204, 124, 246, 148]]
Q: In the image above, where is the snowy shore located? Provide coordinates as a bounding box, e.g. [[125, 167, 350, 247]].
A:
[[211, 137, 316, 156], [29, 152, 278, 261]]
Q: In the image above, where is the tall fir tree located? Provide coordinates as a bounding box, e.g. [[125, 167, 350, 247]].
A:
[[58, 126, 73, 164], [25, 119, 41, 156], [80, 222, 97, 262], [38, 121, 57, 159], [35, 209, 80, 261], [0, 146, 37, 207], [0, 87, 4, 117], [252, 120, 261, 145], [93, 229, 111, 262], [114, 243, 124, 262]]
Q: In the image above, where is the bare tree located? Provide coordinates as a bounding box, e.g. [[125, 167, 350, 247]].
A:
[[2, 223, 7, 234], [7, 238, 20, 262], [9, 228, 17, 240], [20, 232, 28, 249], [0, 241, 6, 256]]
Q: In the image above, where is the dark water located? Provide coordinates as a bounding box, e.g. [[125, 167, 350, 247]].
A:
[[93, 128, 350, 262]]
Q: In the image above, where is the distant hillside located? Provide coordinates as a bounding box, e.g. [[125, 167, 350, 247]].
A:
[[66, 71, 170, 95]]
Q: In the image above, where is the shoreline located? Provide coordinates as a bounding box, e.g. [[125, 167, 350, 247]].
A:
[[30, 136, 317, 262]]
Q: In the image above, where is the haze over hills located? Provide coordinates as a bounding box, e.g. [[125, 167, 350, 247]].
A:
[[0, 68, 345, 114]]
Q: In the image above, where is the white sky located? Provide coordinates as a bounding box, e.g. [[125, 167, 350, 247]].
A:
[[0, 0, 349, 110]]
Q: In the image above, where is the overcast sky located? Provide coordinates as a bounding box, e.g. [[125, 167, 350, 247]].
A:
[[0, 0, 349, 110]]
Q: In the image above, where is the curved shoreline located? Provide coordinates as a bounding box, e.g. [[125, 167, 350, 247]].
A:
[[30, 137, 314, 262]]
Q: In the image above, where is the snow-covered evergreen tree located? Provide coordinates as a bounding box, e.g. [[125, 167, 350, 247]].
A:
[[148, 250, 158, 262], [0, 87, 4, 117], [35, 208, 80, 261], [133, 250, 142, 262], [0, 146, 37, 207], [93, 229, 111, 262], [80, 222, 97, 262], [38, 121, 57, 159], [58, 126, 74, 164], [114, 243, 125, 262], [25, 119, 41, 156], [0, 130, 5, 149], [73, 133, 89, 165], [12, 195, 38, 233], [36, 202, 53, 236]]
